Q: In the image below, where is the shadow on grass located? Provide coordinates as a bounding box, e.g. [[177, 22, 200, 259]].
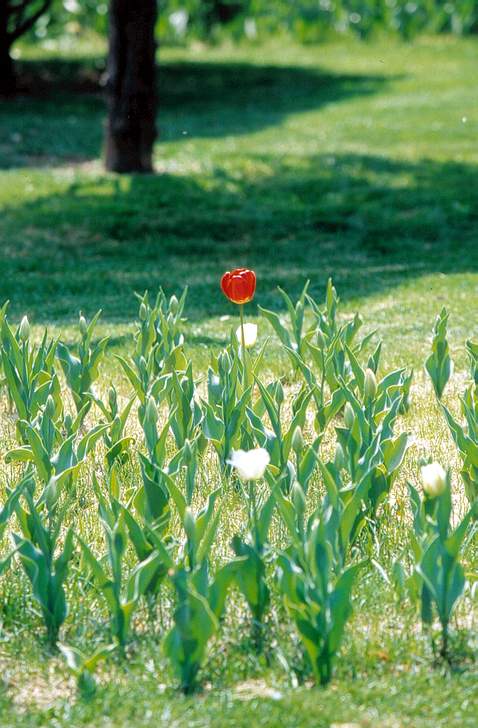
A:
[[0, 56, 392, 168], [1, 153, 477, 321]]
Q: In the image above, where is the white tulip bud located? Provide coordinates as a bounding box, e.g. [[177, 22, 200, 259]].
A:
[[344, 402, 355, 429], [18, 315, 30, 342], [335, 442, 346, 471], [291, 480, 306, 517], [139, 302, 148, 321], [79, 314, 88, 337], [227, 448, 270, 481], [364, 368, 377, 401], [421, 462, 447, 498], [145, 395, 158, 425], [235, 322, 258, 349], [169, 295, 179, 315], [184, 507, 196, 541], [291, 425, 304, 455]]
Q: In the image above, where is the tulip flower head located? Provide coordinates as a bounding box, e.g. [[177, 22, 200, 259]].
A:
[[235, 322, 257, 349], [221, 268, 256, 305], [421, 462, 447, 498], [19, 315, 30, 343], [364, 368, 377, 401], [228, 448, 270, 481]]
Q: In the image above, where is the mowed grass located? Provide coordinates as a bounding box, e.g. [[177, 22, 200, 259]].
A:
[[0, 34, 477, 728]]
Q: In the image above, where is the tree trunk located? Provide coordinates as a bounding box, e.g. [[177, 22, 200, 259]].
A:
[[105, 0, 157, 173], [0, 7, 15, 97]]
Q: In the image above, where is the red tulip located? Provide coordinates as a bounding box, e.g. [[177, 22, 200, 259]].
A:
[[221, 268, 256, 305]]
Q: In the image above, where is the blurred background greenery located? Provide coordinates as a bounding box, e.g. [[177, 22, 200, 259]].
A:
[[17, 0, 478, 49]]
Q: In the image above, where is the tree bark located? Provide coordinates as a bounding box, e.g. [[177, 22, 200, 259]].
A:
[[0, 0, 52, 97], [0, 3, 15, 96], [105, 0, 157, 173]]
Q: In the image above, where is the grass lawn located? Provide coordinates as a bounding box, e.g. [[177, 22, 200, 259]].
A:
[[0, 34, 477, 727]]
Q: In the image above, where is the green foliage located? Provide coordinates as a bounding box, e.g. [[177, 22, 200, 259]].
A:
[[276, 497, 364, 685], [59, 642, 116, 697], [231, 482, 275, 649], [89, 384, 135, 470], [168, 364, 204, 449], [56, 311, 109, 420], [37, 0, 478, 46], [0, 309, 60, 425], [319, 355, 411, 525], [116, 289, 187, 417], [79, 486, 166, 648], [259, 280, 312, 360], [427, 311, 478, 504], [248, 379, 315, 491], [426, 307, 453, 400], [1, 272, 475, 698], [164, 560, 235, 693], [284, 279, 379, 433], [6, 404, 108, 494], [12, 473, 75, 645], [408, 474, 476, 658], [134, 288, 188, 375], [162, 473, 235, 692], [202, 341, 257, 467]]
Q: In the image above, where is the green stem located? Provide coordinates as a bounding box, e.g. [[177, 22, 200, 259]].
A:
[[440, 621, 450, 662], [239, 303, 248, 386], [320, 347, 325, 408], [249, 480, 259, 549]]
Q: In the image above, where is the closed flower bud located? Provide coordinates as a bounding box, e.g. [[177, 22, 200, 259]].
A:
[[421, 462, 447, 498], [45, 394, 56, 418], [364, 368, 377, 401], [183, 439, 193, 465], [139, 302, 148, 321], [18, 315, 30, 342], [235, 322, 257, 349], [108, 385, 117, 412], [334, 442, 346, 471], [169, 295, 179, 315], [184, 507, 196, 541], [44, 476, 58, 513], [79, 314, 88, 337], [344, 402, 355, 429], [145, 395, 158, 425], [291, 425, 304, 455], [218, 351, 228, 376], [291, 479, 306, 517]]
